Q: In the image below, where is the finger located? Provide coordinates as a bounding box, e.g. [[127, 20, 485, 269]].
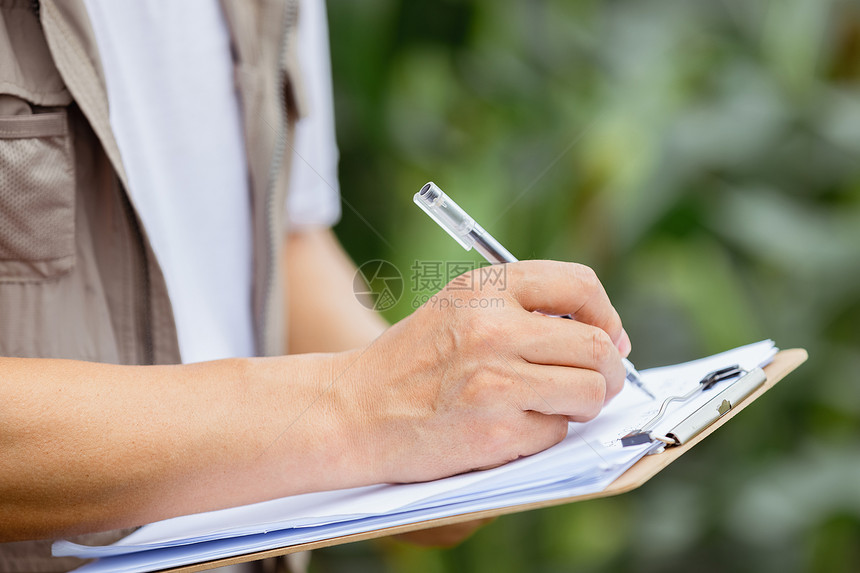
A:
[[511, 411, 570, 458], [617, 328, 632, 358], [505, 260, 625, 350], [508, 363, 609, 421], [504, 312, 626, 399], [469, 412, 569, 473]]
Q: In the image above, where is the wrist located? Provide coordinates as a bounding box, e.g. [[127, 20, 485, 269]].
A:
[[330, 333, 433, 486], [206, 352, 372, 497], [324, 347, 390, 487]]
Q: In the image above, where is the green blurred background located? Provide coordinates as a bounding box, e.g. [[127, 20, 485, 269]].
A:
[[320, 0, 860, 571]]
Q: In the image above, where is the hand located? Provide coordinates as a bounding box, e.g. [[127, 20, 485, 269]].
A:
[[0, 259, 628, 539], [336, 260, 629, 485], [394, 518, 495, 548]]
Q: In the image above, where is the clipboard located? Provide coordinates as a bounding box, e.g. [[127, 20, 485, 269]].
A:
[[165, 348, 807, 573]]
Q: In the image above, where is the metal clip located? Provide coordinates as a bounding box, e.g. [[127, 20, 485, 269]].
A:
[[664, 367, 766, 446], [621, 364, 746, 448]]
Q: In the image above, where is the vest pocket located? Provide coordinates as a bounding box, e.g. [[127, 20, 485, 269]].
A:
[[0, 107, 76, 281]]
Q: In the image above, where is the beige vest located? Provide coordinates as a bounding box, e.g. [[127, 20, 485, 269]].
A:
[[0, 0, 304, 569]]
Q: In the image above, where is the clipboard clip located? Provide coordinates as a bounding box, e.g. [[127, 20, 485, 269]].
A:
[[621, 365, 767, 448]]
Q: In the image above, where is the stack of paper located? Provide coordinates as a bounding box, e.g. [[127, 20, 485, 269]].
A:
[[55, 340, 777, 573]]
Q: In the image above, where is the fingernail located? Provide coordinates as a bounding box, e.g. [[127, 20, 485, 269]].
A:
[[617, 329, 632, 357]]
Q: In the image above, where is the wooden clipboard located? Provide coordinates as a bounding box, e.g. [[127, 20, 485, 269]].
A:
[[167, 348, 807, 572]]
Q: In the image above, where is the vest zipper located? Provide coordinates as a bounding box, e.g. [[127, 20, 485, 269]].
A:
[[121, 190, 155, 365], [258, 0, 299, 357]]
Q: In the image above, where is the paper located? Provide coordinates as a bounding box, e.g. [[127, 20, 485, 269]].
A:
[[55, 340, 777, 573]]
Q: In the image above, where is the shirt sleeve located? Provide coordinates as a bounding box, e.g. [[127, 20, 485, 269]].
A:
[[284, 0, 342, 230]]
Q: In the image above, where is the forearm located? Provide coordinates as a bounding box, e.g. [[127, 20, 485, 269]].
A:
[[2, 229, 385, 541], [1, 256, 629, 546], [0, 353, 366, 541], [285, 228, 388, 353]]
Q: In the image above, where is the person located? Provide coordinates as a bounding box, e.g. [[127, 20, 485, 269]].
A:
[[0, 0, 632, 571]]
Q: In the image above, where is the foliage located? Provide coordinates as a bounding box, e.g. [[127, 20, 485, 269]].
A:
[[324, 0, 860, 571]]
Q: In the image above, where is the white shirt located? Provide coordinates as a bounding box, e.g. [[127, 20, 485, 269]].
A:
[[84, 0, 342, 363], [286, 0, 342, 230]]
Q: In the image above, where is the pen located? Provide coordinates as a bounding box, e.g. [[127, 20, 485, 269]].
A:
[[414, 181, 655, 400]]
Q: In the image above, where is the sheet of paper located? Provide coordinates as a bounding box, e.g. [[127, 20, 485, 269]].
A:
[[56, 340, 776, 572]]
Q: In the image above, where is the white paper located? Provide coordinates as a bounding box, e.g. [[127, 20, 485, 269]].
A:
[[56, 340, 776, 572]]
